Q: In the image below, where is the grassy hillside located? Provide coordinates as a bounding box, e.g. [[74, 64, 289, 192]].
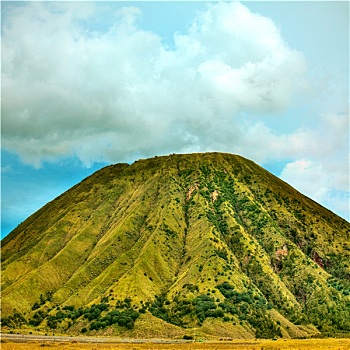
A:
[[1, 153, 349, 339]]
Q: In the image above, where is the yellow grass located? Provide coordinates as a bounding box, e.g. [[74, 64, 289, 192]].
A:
[[1, 339, 350, 350]]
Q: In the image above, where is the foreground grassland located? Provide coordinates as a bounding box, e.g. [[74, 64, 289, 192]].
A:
[[2, 339, 350, 350]]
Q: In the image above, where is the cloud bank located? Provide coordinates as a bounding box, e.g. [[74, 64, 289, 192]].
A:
[[2, 2, 308, 164], [2, 2, 348, 219]]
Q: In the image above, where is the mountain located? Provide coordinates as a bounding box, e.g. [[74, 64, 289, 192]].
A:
[[1, 152, 350, 339]]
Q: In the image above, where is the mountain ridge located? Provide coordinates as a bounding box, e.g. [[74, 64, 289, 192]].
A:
[[1, 152, 349, 339]]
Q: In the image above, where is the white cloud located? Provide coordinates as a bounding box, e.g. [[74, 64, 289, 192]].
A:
[[2, 1, 308, 166], [284, 113, 349, 194], [281, 159, 329, 201], [280, 159, 349, 220]]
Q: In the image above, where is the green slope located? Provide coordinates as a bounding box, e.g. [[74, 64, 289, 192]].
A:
[[1, 153, 349, 338]]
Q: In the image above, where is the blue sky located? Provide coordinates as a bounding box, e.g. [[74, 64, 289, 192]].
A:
[[1, 1, 349, 238]]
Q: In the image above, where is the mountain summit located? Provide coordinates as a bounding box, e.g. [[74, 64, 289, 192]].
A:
[[2, 153, 349, 338]]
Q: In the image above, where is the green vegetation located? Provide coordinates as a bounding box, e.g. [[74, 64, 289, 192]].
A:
[[3, 299, 142, 333], [1, 153, 349, 339]]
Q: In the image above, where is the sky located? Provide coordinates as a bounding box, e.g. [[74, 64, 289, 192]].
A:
[[1, 1, 349, 238]]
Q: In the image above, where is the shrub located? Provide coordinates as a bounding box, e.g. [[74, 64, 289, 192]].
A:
[[183, 335, 193, 340], [31, 302, 40, 311], [62, 305, 75, 312]]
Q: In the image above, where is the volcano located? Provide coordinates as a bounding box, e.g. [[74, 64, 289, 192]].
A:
[[2, 153, 349, 338]]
